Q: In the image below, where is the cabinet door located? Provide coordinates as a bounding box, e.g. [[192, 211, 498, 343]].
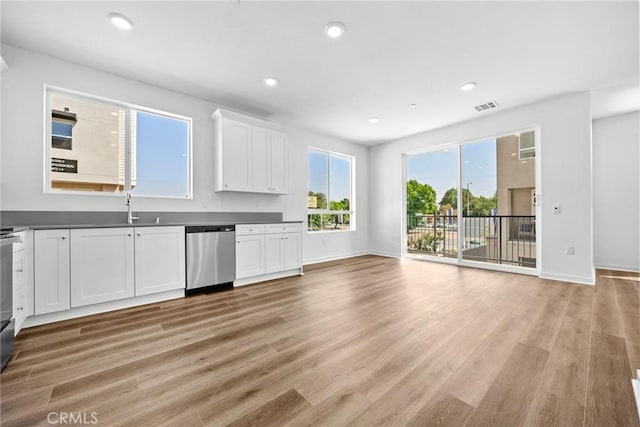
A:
[[34, 230, 70, 315], [221, 119, 252, 191], [270, 131, 288, 194], [13, 281, 27, 334], [251, 126, 270, 193], [135, 226, 185, 296], [13, 249, 27, 332], [265, 234, 285, 273], [236, 235, 265, 279], [283, 233, 302, 270], [70, 228, 135, 307]]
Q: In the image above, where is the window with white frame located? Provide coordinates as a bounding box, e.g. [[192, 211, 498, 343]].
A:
[[46, 88, 191, 198], [519, 130, 535, 160], [307, 148, 355, 231]]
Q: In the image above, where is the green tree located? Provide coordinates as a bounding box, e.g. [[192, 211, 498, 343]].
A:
[[439, 187, 457, 209], [407, 180, 437, 214], [438, 187, 498, 217], [470, 195, 495, 216], [407, 180, 437, 230], [329, 198, 350, 228], [329, 198, 349, 211], [308, 191, 327, 209]]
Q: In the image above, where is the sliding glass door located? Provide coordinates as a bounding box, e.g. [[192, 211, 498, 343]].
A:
[[461, 139, 498, 263], [405, 148, 458, 259], [405, 130, 537, 270]]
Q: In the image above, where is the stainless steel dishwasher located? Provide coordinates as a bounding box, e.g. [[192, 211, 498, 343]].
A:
[[185, 225, 235, 293]]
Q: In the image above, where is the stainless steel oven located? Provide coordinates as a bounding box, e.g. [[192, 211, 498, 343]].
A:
[[1, 228, 19, 371]]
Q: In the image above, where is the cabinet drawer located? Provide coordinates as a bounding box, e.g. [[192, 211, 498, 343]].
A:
[[266, 223, 301, 234], [236, 224, 266, 235]]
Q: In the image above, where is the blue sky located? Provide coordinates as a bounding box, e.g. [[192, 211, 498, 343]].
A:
[[308, 150, 351, 202], [133, 111, 189, 197], [407, 139, 496, 203]]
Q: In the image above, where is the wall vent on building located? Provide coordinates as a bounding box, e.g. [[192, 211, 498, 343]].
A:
[[474, 101, 499, 112]]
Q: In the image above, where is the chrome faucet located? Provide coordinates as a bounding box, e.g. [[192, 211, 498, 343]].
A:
[[125, 191, 140, 224]]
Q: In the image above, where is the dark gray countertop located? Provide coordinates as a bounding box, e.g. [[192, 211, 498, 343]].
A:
[[24, 220, 303, 230], [1, 210, 303, 231]]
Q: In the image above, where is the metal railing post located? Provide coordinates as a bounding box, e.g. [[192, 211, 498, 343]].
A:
[[499, 217, 503, 264]]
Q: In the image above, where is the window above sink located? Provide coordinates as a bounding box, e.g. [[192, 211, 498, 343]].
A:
[[45, 86, 193, 199]]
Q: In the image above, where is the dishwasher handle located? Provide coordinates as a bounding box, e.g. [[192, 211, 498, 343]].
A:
[[185, 225, 235, 233]]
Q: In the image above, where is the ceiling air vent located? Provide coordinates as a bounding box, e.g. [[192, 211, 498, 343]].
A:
[[473, 101, 499, 112]]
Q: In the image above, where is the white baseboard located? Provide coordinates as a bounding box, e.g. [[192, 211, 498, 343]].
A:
[[539, 271, 595, 286], [594, 263, 640, 273], [22, 289, 185, 328], [303, 251, 370, 265], [234, 268, 303, 287], [366, 250, 401, 259]]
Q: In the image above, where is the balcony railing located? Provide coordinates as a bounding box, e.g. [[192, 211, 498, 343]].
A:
[[407, 213, 536, 268]]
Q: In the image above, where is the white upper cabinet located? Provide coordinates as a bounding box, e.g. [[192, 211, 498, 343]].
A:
[[251, 126, 271, 193], [219, 119, 252, 192], [270, 131, 289, 194], [212, 109, 289, 194]]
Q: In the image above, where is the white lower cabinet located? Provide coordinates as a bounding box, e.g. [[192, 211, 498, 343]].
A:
[[33, 226, 186, 318], [70, 228, 135, 307], [134, 226, 185, 296], [235, 222, 302, 285], [283, 232, 302, 270], [265, 233, 302, 273], [236, 234, 266, 279], [12, 232, 29, 333], [265, 233, 285, 273], [34, 229, 71, 315]]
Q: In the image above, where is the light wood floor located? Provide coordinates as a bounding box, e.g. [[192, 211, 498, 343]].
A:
[[1, 256, 639, 426]]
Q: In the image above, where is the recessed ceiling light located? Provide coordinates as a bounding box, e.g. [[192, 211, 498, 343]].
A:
[[368, 117, 379, 124], [108, 13, 134, 30], [264, 77, 279, 86], [460, 82, 477, 91], [325, 22, 346, 38], [409, 103, 417, 108]]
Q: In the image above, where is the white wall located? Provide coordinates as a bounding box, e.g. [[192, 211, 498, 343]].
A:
[[0, 44, 369, 263], [369, 93, 594, 284], [592, 111, 640, 272]]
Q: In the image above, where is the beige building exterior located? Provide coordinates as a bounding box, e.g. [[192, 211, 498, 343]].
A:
[[496, 133, 535, 216], [487, 132, 536, 265], [50, 94, 135, 192]]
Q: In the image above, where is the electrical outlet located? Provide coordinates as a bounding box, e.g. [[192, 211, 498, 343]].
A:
[[566, 246, 575, 256], [552, 205, 561, 214]]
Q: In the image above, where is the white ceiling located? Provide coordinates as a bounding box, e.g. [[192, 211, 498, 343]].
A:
[[2, 1, 638, 146]]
